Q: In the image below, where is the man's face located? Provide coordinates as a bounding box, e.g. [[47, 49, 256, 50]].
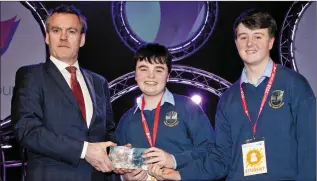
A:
[[45, 13, 85, 64], [235, 23, 275, 66], [135, 60, 169, 97]]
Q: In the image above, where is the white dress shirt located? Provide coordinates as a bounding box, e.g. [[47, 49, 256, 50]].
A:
[[50, 56, 92, 159]]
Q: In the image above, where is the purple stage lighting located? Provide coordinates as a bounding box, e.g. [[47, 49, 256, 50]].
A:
[[191, 95, 202, 105], [1, 144, 12, 149]]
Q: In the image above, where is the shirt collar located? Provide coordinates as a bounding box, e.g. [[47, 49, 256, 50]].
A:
[[133, 88, 175, 114], [50, 55, 80, 72], [240, 58, 273, 85]]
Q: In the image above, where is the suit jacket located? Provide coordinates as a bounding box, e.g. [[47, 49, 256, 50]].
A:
[[11, 60, 117, 181]]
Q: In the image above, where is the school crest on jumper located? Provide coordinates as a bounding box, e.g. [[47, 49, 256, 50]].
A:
[[164, 111, 179, 127], [269, 90, 284, 108]]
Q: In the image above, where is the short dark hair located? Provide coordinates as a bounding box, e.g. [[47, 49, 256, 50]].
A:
[[233, 9, 277, 39], [45, 4, 87, 34], [133, 43, 172, 73]]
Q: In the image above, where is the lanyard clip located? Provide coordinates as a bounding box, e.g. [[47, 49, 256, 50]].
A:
[[252, 132, 256, 140]]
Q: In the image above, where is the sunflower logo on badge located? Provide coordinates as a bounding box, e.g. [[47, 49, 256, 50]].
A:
[[164, 111, 179, 127], [246, 149, 263, 167], [269, 90, 284, 109]]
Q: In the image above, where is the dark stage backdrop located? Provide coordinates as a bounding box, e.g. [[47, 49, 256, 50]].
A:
[[40, 1, 293, 127]]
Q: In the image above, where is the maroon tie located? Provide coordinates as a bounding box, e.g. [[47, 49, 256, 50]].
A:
[[66, 66, 86, 121]]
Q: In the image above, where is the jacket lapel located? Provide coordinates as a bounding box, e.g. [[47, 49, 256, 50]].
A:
[[44, 61, 82, 115], [81, 69, 97, 127]]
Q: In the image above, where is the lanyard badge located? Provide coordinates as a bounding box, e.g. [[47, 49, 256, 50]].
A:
[[140, 96, 162, 181], [240, 63, 277, 176], [242, 138, 267, 176], [140, 96, 162, 147]]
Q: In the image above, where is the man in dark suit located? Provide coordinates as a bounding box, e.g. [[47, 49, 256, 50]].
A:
[[11, 5, 117, 181]]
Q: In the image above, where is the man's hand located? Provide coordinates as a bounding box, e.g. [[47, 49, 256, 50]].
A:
[[142, 147, 175, 168], [85, 141, 116, 172], [148, 165, 181, 181], [122, 168, 148, 181], [114, 168, 133, 175]]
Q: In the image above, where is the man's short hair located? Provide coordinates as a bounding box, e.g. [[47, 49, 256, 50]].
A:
[[45, 4, 87, 34], [233, 9, 277, 39], [133, 43, 172, 73]]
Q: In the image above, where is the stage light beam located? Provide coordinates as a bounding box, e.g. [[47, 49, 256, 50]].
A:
[[191, 94, 202, 104]]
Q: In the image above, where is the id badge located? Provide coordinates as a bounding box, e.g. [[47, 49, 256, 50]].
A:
[[242, 137, 267, 176]]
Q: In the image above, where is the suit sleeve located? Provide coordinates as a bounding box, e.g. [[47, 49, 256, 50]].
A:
[[103, 80, 116, 143], [172, 102, 216, 169], [11, 67, 83, 165], [178, 97, 231, 180]]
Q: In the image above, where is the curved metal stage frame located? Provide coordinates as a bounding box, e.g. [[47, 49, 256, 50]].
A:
[[111, 1, 218, 61], [278, 1, 312, 70], [109, 65, 232, 102]]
